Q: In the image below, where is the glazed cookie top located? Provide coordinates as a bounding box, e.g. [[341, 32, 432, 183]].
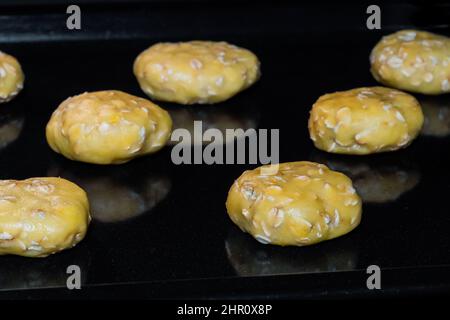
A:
[[0, 177, 90, 257], [46, 90, 172, 164], [308, 87, 424, 154], [0, 51, 24, 103], [226, 162, 362, 246], [133, 41, 260, 104], [370, 30, 450, 94]]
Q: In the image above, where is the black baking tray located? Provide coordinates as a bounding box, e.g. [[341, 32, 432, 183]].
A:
[[0, 1, 449, 299]]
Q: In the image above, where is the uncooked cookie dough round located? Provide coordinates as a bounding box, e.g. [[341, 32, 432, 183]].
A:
[[370, 30, 450, 95], [0, 51, 24, 103], [225, 161, 362, 247], [46, 90, 172, 164], [133, 41, 260, 104], [0, 177, 90, 257], [308, 87, 424, 155]]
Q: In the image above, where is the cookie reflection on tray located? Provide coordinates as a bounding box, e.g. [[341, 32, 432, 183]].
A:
[[310, 151, 420, 203], [0, 248, 90, 290], [167, 104, 259, 146], [0, 108, 24, 150], [225, 228, 357, 276], [48, 162, 171, 223], [420, 96, 450, 137]]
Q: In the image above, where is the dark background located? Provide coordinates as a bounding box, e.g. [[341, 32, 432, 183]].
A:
[[0, 1, 449, 299]]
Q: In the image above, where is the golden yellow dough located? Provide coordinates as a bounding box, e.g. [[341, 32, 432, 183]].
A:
[[225, 161, 362, 246], [0, 177, 90, 257], [370, 30, 450, 95], [308, 87, 424, 155], [133, 41, 260, 104], [46, 90, 172, 164], [0, 51, 24, 103]]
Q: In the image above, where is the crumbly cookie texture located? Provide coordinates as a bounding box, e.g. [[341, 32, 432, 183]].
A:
[[370, 30, 450, 95], [133, 41, 260, 104], [308, 87, 424, 155], [46, 90, 172, 164], [226, 162, 362, 246], [0, 177, 90, 257], [0, 51, 24, 103]]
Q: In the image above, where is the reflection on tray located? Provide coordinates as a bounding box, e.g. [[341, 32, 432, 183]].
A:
[[48, 162, 171, 223], [0, 249, 90, 290], [225, 228, 358, 276], [167, 104, 259, 146], [0, 108, 24, 151], [310, 151, 420, 204], [420, 96, 450, 137]]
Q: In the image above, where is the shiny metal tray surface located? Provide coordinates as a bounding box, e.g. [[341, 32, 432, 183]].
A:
[[0, 1, 449, 299]]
